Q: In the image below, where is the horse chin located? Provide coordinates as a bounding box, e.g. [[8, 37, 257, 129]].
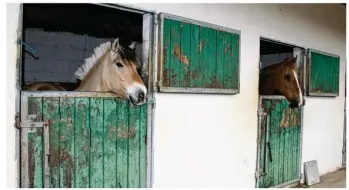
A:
[[289, 102, 300, 109], [129, 96, 146, 107]]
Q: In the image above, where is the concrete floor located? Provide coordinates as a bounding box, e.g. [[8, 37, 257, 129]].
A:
[[308, 168, 346, 188]]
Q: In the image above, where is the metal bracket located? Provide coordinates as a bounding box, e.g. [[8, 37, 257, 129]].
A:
[[257, 109, 268, 116], [148, 95, 156, 109], [17, 114, 46, 128], [255, 171, 267, 179], [154, 81, 160, 92]]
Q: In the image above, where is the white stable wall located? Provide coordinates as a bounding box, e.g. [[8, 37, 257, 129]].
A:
[[7, 3, 21, 188], [6, 3, 346, 188], [133, 3, 346, 188]]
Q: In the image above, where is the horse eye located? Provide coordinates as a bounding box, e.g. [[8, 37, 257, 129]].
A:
[[115, 62, 123, 68], [285, 74, 290, 81]]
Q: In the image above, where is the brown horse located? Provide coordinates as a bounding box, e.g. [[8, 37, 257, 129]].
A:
[[24, 38, 147, 106], [259, 56, 304, 109]]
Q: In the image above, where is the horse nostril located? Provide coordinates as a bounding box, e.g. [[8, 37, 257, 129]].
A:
[[137, 91, 144, 102]]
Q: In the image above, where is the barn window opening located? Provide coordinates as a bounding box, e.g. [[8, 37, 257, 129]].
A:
[[21, 3, 146, 91], [259, 38, 305, 97]]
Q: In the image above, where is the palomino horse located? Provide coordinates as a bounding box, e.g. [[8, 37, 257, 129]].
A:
[[259, 56, 305, 109], [24, 38, 147, 106]]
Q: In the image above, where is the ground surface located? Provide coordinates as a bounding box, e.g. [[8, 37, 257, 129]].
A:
[[308, 167, 346, 188]]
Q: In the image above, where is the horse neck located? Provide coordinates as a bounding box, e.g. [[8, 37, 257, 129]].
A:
[[259, 69, 278, 95], [75, 56, 108, 91]]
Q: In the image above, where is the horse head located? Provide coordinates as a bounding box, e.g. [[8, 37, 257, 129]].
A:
[[75, 38, 147, 106], [259, 56, 304, 109]]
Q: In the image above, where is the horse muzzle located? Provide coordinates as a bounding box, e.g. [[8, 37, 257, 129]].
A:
[[129, 90, 147, 107]]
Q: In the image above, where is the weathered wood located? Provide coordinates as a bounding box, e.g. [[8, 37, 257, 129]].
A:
[[309, 51, 340, 95], [169, 19, 181, 87], [162, 18, 171, 87], [23, 97, 148, 188], [161, 17, 240, 91], [28, 97, 44, 188], [90, 98, 104, 188], [128, 106, 141, 187], [117, 101, 128, 188], [43, 97, 60, 187], [216, 30, 225, 88], [59, 98, 75, 188], [189, 24, 201, 88], [75, 98, 90, 188], [139, 105, 147, 187], [231, 34, 240, 89], [258, 99, 301, 188], [206, 28, 217, 88], [180, 22, 191, 87], [103, 98, 118, 188]]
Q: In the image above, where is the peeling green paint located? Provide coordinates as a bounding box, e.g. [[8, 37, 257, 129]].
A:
[[24, 97, 147, 188]]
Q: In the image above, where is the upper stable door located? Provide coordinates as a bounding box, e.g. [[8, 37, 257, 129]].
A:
[[157, 13, 241, 94]]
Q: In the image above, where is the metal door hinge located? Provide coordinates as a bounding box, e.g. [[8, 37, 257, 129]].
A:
[[257, 109, 267, 116], [15, 113, 20, 129], [255, 171, 267, 178]]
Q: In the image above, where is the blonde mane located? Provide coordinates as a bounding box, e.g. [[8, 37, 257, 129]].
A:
[[74, 41, 112, 80]]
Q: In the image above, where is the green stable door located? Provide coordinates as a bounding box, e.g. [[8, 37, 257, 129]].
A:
[[257, 97, 302, 188], [20, 93, 148, 188]]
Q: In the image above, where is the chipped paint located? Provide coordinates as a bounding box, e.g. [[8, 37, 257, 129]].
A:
[[198, 41, 203, 52], [173, 45, 189, 65]]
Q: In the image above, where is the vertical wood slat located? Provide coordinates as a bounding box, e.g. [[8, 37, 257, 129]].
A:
[[90, 98, 104, 188], [128, 106, 141, 187], [117, 101, 129, 188], [24, 97, 148, 188], [189, 24, 201, 88], [74, 98, 90, 188], [42, 97, 61, 188], [59, 98, 75, 188], [27, 97, 44, 188], [103, 98, 118, 188], [169, 19, 181, 87]]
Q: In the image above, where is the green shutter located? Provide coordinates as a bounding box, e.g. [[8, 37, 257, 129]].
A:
[[22, 96, 148, 188], [159, 13, 240, 94], [308, 49, 340, 96]]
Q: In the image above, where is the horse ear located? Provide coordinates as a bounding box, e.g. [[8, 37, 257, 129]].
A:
[[129, 41, 137, 50], [291, 55, 298, 63], [283, 56, 290, 61], [112, 38, 120, 51]]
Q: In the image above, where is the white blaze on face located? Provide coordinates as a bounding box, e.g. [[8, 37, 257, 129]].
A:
[[292, 70, 303, 107]]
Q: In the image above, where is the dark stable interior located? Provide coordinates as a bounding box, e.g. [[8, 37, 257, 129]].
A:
[[21, 3, 143, 90], [259, 39, 295, 96]]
